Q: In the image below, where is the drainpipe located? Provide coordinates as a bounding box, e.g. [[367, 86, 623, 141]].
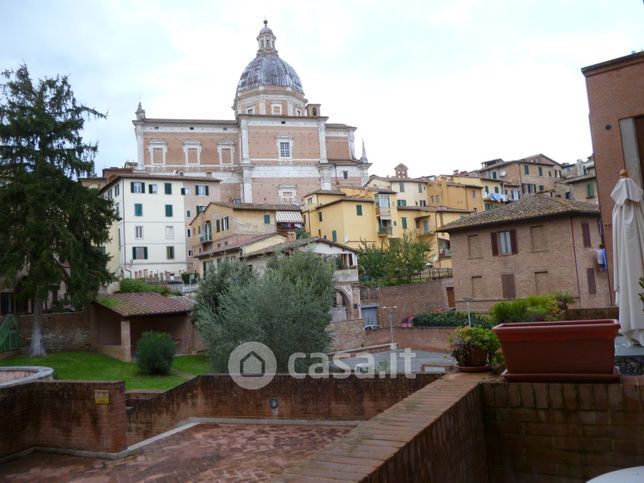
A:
[[569, 216, 582, 306]]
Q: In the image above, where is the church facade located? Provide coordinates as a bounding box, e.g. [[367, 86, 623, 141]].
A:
[[132, 21, 370, 205]]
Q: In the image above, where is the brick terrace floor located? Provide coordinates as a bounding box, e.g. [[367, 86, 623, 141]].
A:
[[0, 423, 354, 482]]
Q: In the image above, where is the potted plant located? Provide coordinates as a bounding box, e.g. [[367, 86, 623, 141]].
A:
[[449, 326, 500, 372], [493, 319, 620, 382]]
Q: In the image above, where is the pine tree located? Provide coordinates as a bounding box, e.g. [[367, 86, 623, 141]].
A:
[[0, 65, 116, 356]]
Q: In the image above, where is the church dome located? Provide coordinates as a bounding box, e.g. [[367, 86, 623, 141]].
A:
[[236, 21, 304, 96]]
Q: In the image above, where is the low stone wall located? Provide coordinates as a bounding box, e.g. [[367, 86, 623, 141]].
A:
[[365, 326, 455, 352], [564, 307, 618, 320], [483, 375, 644, 482], [360, 279, 452, 327], [280, 373, 487, 482], [19, 310, 90, 352], [0, 380, 127, 459], [327, 318, 365, 351], [127, 374, 440, 444]]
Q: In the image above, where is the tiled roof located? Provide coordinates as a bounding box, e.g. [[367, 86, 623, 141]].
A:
[[441, 194, 599, 232], [397, 206, 471, 213], [95, 293, 194, 317], [214, 202, 301, 211], [302, 190, 346, 196], [197, 233, 285, 258]]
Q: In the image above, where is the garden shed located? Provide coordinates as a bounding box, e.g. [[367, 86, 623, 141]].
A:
[[91, 293, 197, 362]]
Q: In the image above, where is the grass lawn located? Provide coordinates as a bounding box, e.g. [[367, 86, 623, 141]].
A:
[[0, 351, 210, 391]]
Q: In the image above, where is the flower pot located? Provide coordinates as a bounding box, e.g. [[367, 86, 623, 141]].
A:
[[455, 346, 490, 372], [493, 319, 620, 382]]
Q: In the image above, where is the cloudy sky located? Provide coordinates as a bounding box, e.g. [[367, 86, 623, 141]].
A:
[[1, 0, 642, 177]]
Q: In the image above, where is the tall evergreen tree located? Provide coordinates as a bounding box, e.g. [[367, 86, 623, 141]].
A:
[[0, 65, 115, 356]]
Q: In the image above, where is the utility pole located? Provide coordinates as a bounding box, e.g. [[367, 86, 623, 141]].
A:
[[382, 305, 398, 347]]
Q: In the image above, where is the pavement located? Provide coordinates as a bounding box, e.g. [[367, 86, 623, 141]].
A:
[[615, 335, 644, 357], [332, 349, 455, 374], [0, 423, 353, 482]]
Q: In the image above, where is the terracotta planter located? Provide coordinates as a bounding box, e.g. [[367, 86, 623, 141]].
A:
[[493, 319, 620, 382], [455, 346, 490, 372]]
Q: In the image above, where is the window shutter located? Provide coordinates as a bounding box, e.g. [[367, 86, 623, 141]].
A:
[[181, 187, 186, 195], [130, 182, 135, 193], [581, 223, 591, 247], [144, 247, 148, 260], [587, 268, 597, 295], [132, 247, 136, 259], [205, 186, 209, 196], [510, 230, 518, 254], [490, 232, 499, 256], [501, 274, 516, 299]]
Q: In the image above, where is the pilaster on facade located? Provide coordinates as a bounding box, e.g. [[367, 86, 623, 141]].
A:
[[319, 121, 328, 163], [242, 165, 254, 203], [134, 123, 145, 167], [320, 165, 332, 190], [240, 119, 250, 164]]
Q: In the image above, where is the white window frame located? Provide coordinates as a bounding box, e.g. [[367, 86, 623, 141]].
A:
[[148, 139, 167, 165], [279, 185, 296, 202], [498, 231, 512, 255], [277, 137, 293, 161], [195, 185, 209, 196], [131, 182, 144, 193], [114, 183, 120, 196], [183, 140, 201, 165], [271, 104, 282, 115], [135, 226, 144, 239], [165, 226, 174, 240], [217, 140, 235, 165], [149, 184, 158, 194]]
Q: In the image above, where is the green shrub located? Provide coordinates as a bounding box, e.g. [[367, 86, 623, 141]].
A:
[[135, 331, 176, 375], [118, 278, 169, 295], [448, 326, 501, 366], [181, 272, 200, 284], [412, 311, 491, 328], [490, 294, 561, 323]]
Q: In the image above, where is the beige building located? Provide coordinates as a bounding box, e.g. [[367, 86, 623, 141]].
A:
[[366, 164, 429, 208], [476, 154, 563, 199], [190, 201, 302, 274], [427, 177, 484, 213], [132, 21, 370, 205], [442, 194, 610, 312]]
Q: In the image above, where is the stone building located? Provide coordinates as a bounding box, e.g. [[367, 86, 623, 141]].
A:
[[442, 194, 611, 312], [132, 21, 370, 205], [582, 51, 644, 300]]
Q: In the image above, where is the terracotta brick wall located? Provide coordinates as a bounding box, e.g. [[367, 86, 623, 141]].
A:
[[0, 380, 127, 458], [19, 310, 90, 352], [127, 374, 439, 444], [328, 318, 365, 351], [360, 279, 451, 326], [365, 326, 455, 352], [281, 373, 488, 482], [483, 376, 644, 482]]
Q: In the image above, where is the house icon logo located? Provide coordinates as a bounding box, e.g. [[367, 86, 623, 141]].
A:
[[228, 341, 277, 390]]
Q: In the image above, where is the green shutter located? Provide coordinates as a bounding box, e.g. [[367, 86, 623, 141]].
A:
[[165, 205, 173, 217], [332, 230, 337, 242], [402, 217, 407, 230], [135, 204, 142, 216], [356, 205, 362, 216], [264, 214, 270, 224], [205, 186, 209, 196], [132, 247, 136, 259], [130, 182, 135, 193], [144, 247, 148, 259], [165, 183, 172, 194]]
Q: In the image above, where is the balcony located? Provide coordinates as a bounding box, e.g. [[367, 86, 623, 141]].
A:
[[438, 248, 452, 258], [200, 233, 212, 243], [333, 268, 359, 283], [377, 226, 393, 236], [375, 205, 391, 217]]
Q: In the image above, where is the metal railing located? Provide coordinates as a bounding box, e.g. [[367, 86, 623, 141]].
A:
[[0, 314, 19, 353]]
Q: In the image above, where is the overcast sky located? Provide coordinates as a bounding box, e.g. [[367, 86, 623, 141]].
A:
[[1, 0, 642, 177]]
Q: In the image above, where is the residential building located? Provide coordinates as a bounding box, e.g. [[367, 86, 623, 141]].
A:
[[366, 164, 429, 208], [442, 194, 610, 312], [426, 177, 484, 213], [132, 21, 371, 205], [397, 206, 471, 269], [302, 187, 402, 248], [476, 154, 563, 198], [438, 172, 508, 211], [243, 237, 361, 322], [98, 172, 221, 282], [582, 51, 644, 299], [190, 201, 302, 274]]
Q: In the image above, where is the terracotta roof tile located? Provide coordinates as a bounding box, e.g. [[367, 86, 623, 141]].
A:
[[441, 194, 599, 232], [95, 293, 194, 317]]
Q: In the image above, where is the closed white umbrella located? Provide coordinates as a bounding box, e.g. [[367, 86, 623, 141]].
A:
[[611, 170, 644, 345]]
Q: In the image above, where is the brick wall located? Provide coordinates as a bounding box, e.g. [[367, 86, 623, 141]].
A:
[[280, 373, 488, 482], [127, 374, 439, 444], [0, 380, 127, 458], [19, 310, 90, 352], [328, 318, 365, 351], [365, 326, 455, 352], [360, 279, 451, 326], [483, 375, 644, 482]]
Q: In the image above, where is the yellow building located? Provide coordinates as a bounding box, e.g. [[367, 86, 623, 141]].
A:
[[190, 202, 302, 274], [302, 188, 402, 248], [427, 177, 484, 213], [397, 206, 470, 269], [365, 164, 429, 208]]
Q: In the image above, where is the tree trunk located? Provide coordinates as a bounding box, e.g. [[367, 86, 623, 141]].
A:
[[29, 297, 47, 357]]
